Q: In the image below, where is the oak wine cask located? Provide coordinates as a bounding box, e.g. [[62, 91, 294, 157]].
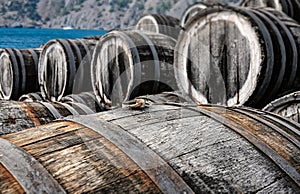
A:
[[1, 103, 299, 192], [136, 14, 181, 39], [91, 30, 177, 108], [174, 6, 300, 108], [0, 100, 95, 136], [38, 38, 98, 102], [0, 48, 41, 100]]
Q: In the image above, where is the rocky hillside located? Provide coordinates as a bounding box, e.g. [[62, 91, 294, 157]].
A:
[[0, 0, 238, 30]]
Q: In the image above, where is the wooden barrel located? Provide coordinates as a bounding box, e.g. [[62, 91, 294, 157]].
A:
[[0, 100, 95, 136], [180, 1, 223, 27], [136, 14, 181, 39], [61, 91, 104, 112], [0, 48, 41, 100], [38, 38, 98, 102], [175, 6, 300, 108], [91, 30, 177, 108], [240, 0, 300, 23], [1, 103, 299, 193], [18, 92, 43, 102], [263, 91, 300, 123]]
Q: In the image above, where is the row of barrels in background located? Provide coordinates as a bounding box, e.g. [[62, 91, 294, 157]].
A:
[[1, 1, 300, 128], [2, 1, 300, 192]]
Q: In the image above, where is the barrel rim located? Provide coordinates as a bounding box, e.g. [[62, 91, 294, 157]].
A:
[[0, 49, 18, 100], [174, 7, 269, 106]]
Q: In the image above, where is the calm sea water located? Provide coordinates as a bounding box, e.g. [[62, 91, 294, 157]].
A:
[[0, 28, 106, 49]]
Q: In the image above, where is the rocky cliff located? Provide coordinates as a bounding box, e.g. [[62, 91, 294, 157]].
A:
[[0, 0, 238, 30]]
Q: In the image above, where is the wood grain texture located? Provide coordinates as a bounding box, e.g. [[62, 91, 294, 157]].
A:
[[175, 6, 300, 108], [39, 38, 97, 102], [2, 103, 300, 192], [2, 122, 161, 193], [91, 30, 177, 108], [0, 163, 25, 194], [0, 100, 94, 136], [0, 48, 41, 100]]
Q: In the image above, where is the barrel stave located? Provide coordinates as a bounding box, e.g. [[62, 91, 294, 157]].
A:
[[0, 100, 96, 136], [0, 163, 25, 194], [3, 122, 162, 193], [2, 103, 300, 192]]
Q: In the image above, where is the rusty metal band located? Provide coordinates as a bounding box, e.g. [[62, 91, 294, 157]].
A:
[[77, 39, 92, 63], [240, 106, 300, 136], [58, 39, 76, 95], [68, 40, 82, 64], [38, 101, 62, 119], [13, 49, 26, 93], [117, 31, 142, 101], [176, 105, 300, 187], [30, 93, 43, 101], [232, 107, 300, 149], [28, 49, 39, 72], [65, 115, 194, 194], [56, 102, 80, 116], [0, 138, 66, 193], [84, 91, 97, 100], [135, 30, 160, 91], [6, 48, 20, 95], [70, 102, 94, 115], [71, 95, 86, 104], [29, 92, 43, 101]]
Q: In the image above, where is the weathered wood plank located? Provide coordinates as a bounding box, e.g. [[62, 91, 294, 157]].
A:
[[0, 101, 95, 136]]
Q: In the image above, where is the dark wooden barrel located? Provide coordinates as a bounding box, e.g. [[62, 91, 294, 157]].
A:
[[240, 0, 300, 23], [136, 14, 181, 39], [18, 92, 43, 102], [61, 91, 104, 112], [0, 100, 95, 136], [91, 30, 177, 108], [38, 38, 98, 102], [1, 103, 300, 193], [263, 91, 300, 123], [0, 48, 41, 100], [175, 6, 300, 108]]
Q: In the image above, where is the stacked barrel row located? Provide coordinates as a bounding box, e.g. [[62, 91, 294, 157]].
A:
[[0, 37, 104, 136], [1, 0, 300, 192]]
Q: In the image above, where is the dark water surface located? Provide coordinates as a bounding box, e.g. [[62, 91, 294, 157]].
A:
[[0, 28, 106, 49]]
